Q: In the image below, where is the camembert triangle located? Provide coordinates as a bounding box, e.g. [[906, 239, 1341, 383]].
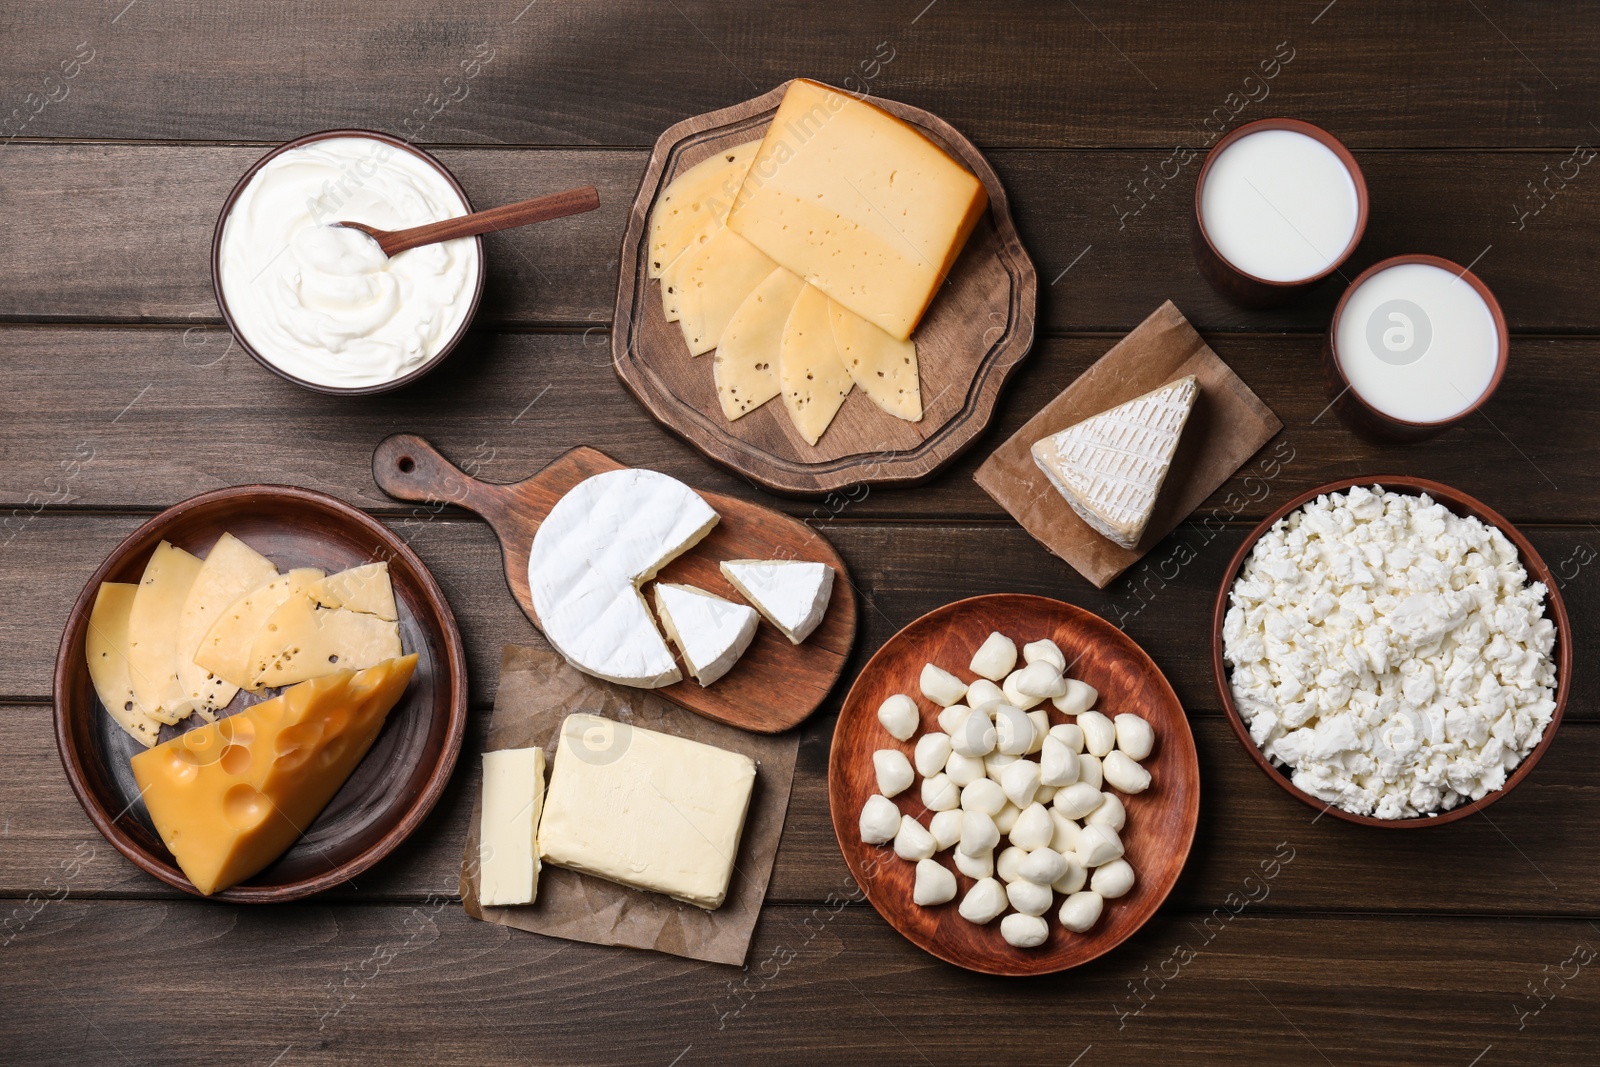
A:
[[1031, 375, 1199, 550], [719, 558, 834, 645], [778, 285, 853, 446], [653, 582, 759, 686], [714, 266, 805, 420], [828, 301, 922, 422]]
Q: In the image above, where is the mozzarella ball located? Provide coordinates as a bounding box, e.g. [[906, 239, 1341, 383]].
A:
[[953, 846, 994, 879], [1000, 912, 1050, 948], [958, 809, 1000, 856], [984, 751, 1019, 783], [1114, 713, 1155, 760], [1013, 660, 1068, 700], [1053, 781, 1104, 820], [859, 794, 900, 844], [1000, 758, 1042, 808], [937, 703, 972, 735], [873, 748, 915, 798], [1052, 678, 1099, 716], [913, 859, 958, 905], [1058, 890, 1104, 932], [969, 632, 1018, 681], [995, 844, 1028, 883], [965, 678, 1006, 712], [944, 749, 986, 787], [894, 814, 937, 861], [1091, 858, 1136, 899], [1048, 722, 1085, 754], [1051, 854, 1088, 895], [1023, 638, 1066, 671], [913, 731, 953, 777], [1008, 802, 1054, 851], [1078, 711, 1116, 757], [1005, 878, 1053, 917], [1103, 750, 1153, 794], [1018, 846, 1069, 886], [876, 694, 919, 741], [1001, 670, 1044, 710], [1075, 824, 1124, 868], [993, 802, 1022, 834], [1034, 784, 1058, 804], [1084, 791, 1126, 831], [929, 808, 964, 851], [1039, 736, 1080, 787], [957, 877, 1008, 924], [1077, 753, 1104, 790], [919, 663, 967, 706], [1026, 709, 1050, 755], [1048, 810, 1082, 854], [921, 772, 960, 811], [993, 704, 1033, 756], [960, 777, 1006, 815], [949, 708, 996, 758]]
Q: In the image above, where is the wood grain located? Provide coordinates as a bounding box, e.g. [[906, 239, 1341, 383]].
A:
[[371, 435, 856, 731]]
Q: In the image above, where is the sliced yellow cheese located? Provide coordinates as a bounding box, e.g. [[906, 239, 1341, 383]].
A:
[[194, 568, 325, 691], [714, 266, 805, 420], [176, 533, 279, 721], [727, 79, 988, 341], [248, 595, 403, 688], [305, 562, 398, 622], [86, 582, 162, 748], [828, 301, 923, 422], [676, 227, 777, 356], [778, 285, 854, 446], [131, 655, 418, 895], [127, 541, 205, 725], [648, 140, 761, 278]]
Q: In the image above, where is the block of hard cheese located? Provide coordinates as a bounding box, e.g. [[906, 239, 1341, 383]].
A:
[[479, 747, 545, 907], [537, 713, 756, 910], [131, 655, 417, 895], [727, 79, 988, 341]]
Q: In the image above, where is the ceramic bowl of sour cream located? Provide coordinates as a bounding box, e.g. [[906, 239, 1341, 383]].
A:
[[213, 129, 484, 394]]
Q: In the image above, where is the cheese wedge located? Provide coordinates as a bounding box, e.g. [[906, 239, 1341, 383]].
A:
[[247, 595, 403, 688], [714, 266, 805, 420], [828, 301, 922, 421], [86, 582, 163, 748], [538, 713, 756, 910], [306, 562, 398, 621], [727, 79, 988, 341], [778, 285, 853, 445], [194, 568, 325, 690], [176, 534, 280, 721], [720, 559, 835, 644], [676, 227, 778, 355], [131, 656, 417, 896], [1031, 375, 1200, 550], [653, 582, 759, 686], [649, 140, 761, 278], [127, 541, 205, 725], [479, 747, 545, 907]]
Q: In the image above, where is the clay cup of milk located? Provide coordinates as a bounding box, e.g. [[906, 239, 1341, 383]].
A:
[[1193, 118, 1368, 308], [1321, 254, 1508, 441]]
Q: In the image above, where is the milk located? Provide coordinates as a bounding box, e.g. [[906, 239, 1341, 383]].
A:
[[1200, 129, 1360, 283], [1333, 262, 1501, 424]]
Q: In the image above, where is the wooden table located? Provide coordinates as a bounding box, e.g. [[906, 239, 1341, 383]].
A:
[[3, 3, 1597, 1063]]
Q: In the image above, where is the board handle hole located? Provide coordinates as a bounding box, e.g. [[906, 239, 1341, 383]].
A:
[[397, 455, 415, 473]]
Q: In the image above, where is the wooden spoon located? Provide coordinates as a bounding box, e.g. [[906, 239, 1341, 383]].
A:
[[334, 184, 599, 258]]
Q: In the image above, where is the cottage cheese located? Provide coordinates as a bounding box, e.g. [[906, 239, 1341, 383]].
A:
[[1222, 486, 1557, 819]]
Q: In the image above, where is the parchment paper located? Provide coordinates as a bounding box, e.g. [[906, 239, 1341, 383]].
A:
[[459, 644, 799, 966], [974, 300, 1281, 589]]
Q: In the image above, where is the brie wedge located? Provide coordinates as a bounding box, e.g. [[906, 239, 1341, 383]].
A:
[[1031, 375, 1199, 550], [719, 558, 834, 644], [527, 469, 719, 688], [653, 582, 759, 686]]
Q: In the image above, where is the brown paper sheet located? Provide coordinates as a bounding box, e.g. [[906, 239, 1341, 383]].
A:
[[459, 644, 799, 967], [974, 300, 1281, 589]]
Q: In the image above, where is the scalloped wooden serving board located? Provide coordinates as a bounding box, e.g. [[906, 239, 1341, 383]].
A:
[[612, 79, 1038, 496]]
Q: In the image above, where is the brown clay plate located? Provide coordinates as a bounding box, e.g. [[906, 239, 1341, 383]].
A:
[[829, 594, 1199, 976], [613, 79, 1038, 496], [53, 485, 469, 902], [1212, 475, 1572, 827]]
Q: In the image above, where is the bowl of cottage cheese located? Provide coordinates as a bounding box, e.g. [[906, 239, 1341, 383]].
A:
[[212, 130, 484, 394], [1214, 477, 1569, 826]]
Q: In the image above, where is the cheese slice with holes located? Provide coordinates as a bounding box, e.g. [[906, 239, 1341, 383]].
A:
[[127, 541, 205, 725], [87, 582, 163, 748], [176, 533, 280, 721], [306, 562, 398, 621], [248, 595, 403, 688], [194, 568, 326, 690], [1031, 375, 1199, 550], [677, 228, 778, 356], [828, 301, 922, 421], [714, 266, 805, 420], [653, 582, 759, 686], [649, 140, 761, 278], [479, 747, 545, 906], [720, 559, 835, 644], [778, 285, 853, 445], [131, 656, 417, 896]]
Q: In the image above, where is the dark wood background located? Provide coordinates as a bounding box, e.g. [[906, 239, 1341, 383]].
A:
[[3, 3, 1598, 1064]]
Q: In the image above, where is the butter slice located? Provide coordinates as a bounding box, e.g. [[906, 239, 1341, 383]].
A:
[[479, 747, 545, 907], [537, 714, 756, 910], [714, 266, 805, 420]]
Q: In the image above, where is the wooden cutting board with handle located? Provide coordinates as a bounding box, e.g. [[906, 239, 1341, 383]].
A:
[[372, 434, 856, 732]]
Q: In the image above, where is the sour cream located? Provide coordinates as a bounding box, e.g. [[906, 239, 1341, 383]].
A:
[[218, 135, 479, 390]]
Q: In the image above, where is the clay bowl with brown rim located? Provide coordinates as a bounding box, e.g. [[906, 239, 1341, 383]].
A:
[[211, 128, 486, 396], [1211, 475, 1570, 828], [53, 485, 469, 901]]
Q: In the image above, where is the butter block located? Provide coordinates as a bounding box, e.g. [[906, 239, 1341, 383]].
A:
[[479, 747, 546, 907]]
